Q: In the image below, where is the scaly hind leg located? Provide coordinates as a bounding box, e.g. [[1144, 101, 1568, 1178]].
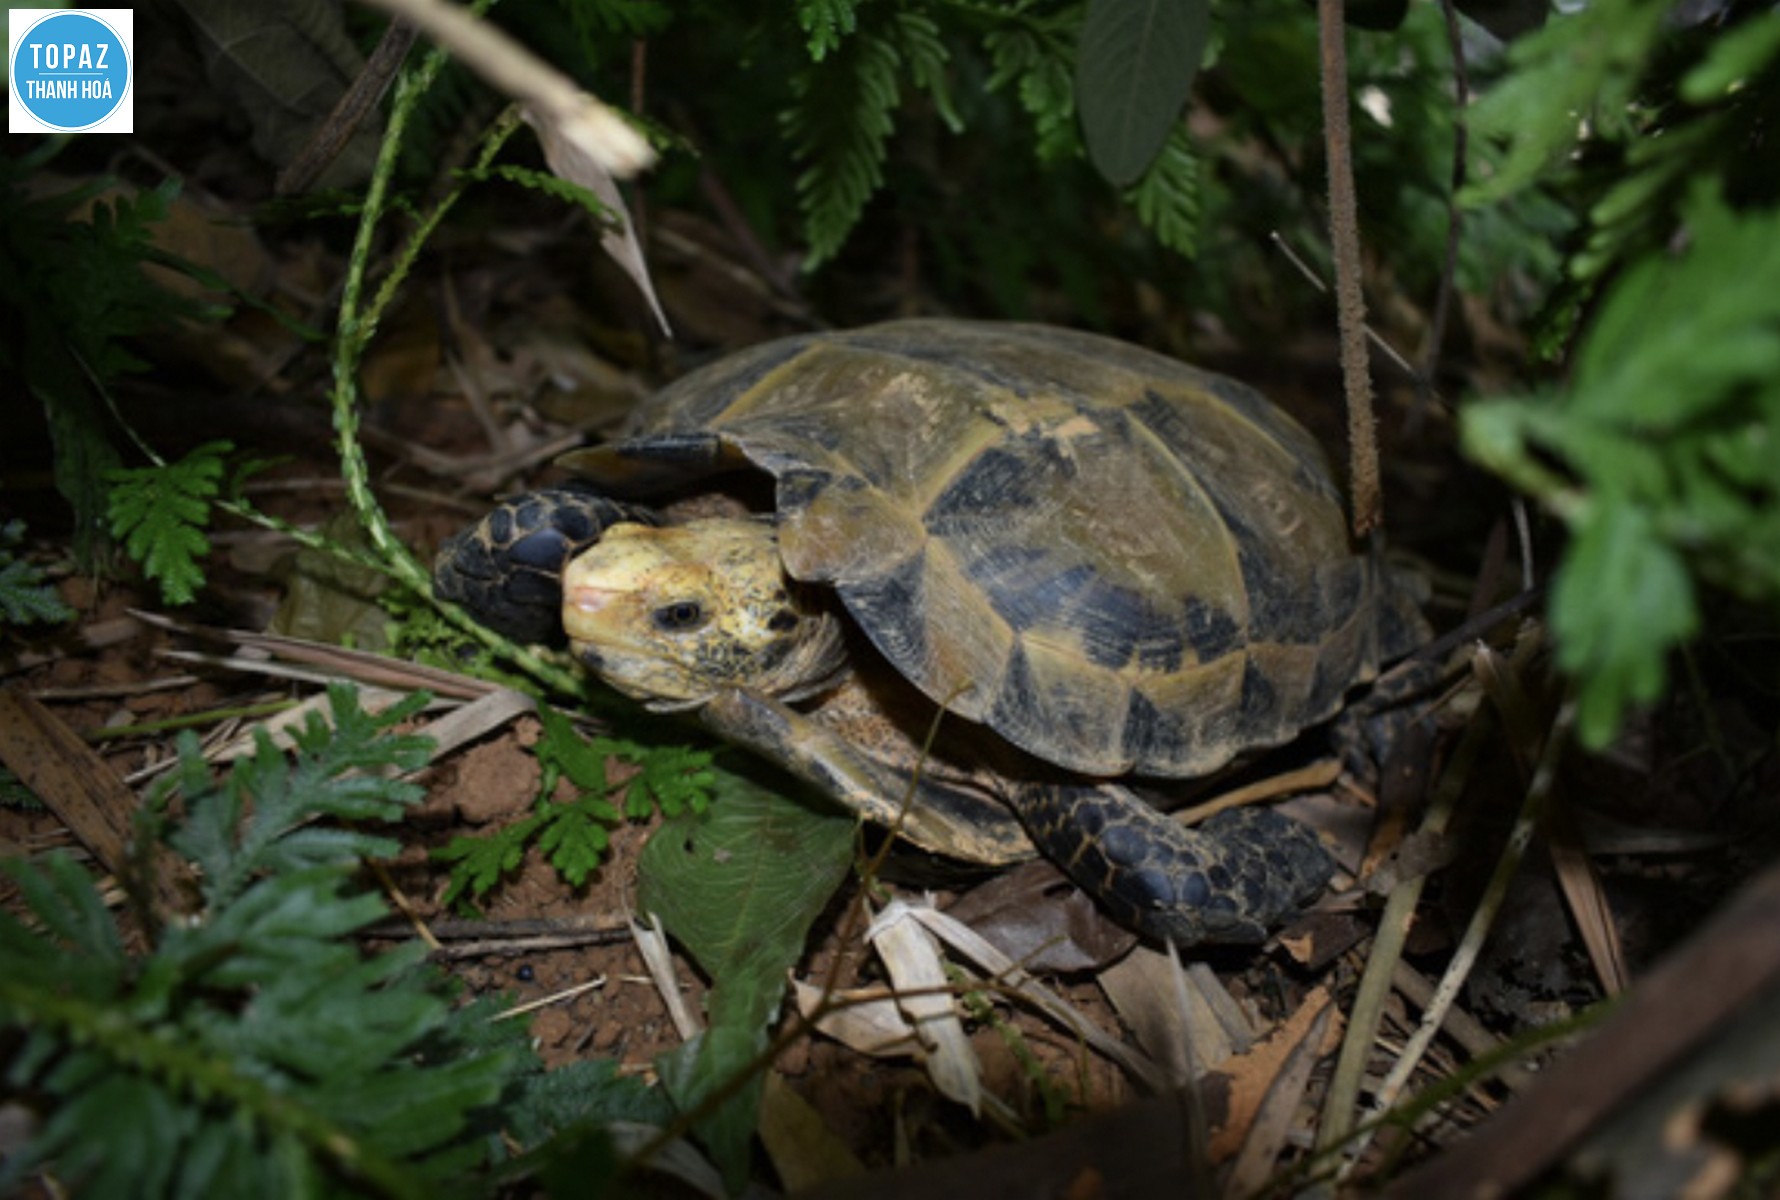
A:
[[1012, 783, 1333, 947]]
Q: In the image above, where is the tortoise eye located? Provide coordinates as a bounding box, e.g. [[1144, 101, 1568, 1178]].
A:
[[652, 601, 708, 632]]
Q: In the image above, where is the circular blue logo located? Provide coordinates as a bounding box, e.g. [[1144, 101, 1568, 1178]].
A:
[[12, 11, 130, 131]]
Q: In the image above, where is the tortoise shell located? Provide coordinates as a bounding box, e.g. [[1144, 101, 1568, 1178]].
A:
[[560, 319, 1381, 781]]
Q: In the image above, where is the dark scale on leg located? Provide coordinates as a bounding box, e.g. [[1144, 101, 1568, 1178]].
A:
[[1011, 784, 1333, 947]]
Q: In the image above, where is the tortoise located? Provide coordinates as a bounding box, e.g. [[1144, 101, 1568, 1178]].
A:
[[436, 319, 1420, 946]]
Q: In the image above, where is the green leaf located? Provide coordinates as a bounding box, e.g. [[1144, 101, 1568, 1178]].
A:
[[896, 11, 963, 134], [0, 520, 74, 626], [639, 767, 854, 1189], [599, 735, 715, 819], [797, 0, 862, 61], [1075, 0, 1210, 186], [1462, 189, 1780, 745], [483, 163, 614, 224], [435, 814, 542, 906], [1552, 504, 1698, 747], [168, 683, 430, 908], [1461, 0, 1668, 205], [1571, 192, 1780, 428], [1680, 8, 1780, 104], [1123, 122, 1201, 256], [783, 21, 903, 268], [536, 795, 619, 887], [0, 683, 543, 1198], [637, 768, 854, 986], [104, 441, 233, 606], [537, 703, 614, 792], [506, 1057, 675, 1145], [436, 706, 716, 901], [568, 0, 673, 39], [1, 169, 212, 566], [0, 855, 127, 990], [985, 19, 1082, 164]]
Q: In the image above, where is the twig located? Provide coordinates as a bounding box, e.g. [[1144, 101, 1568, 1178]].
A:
[[86, 698, 300, 742], [1345, 695, 1574, 1172], [1317, 687, 1495, 1160], [495, 976, 608, 1020], [1316, 0, 1382, 536], [1381, 859, 1780, 1198], [1173, 758, 1342, 828], [276, 18, 419, 195], [353, 0, 654, 177], [1269, 232, 1433, 396], [30, 675, 201, 701]]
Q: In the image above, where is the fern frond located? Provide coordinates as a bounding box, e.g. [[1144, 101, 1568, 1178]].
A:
[[483, 163, 615, 224], [1567, 9, 1780, 284], [783, 23, 904, 268], [0, 520, 73, 626], [895, 11, 962, 133], [796, 0, 863, 61], [608, 739, 716, 818], [166, 683, 431, 909], [1462, 0, 1668, 205], [985, 22, 1081, 163], [569, 0, 673, 39], [1463, 189, 1780, 745], [435, 813, 542, 907], [104, 441, 233, 606], [1, 168, 213, 565], [1124, 123, 1200, 256], [0, 685, 547, 1199], [434, 705, 715, 902]]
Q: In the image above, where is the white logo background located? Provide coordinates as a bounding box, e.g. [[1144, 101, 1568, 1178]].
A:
[[9, 8, 134, 133]]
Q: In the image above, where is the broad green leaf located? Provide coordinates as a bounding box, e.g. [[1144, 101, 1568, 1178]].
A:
[[654, 1026, 764, 1192], [639, 767, 853, 1188], [637, 768, 854, 985], [1076, 0, 1210, 186]]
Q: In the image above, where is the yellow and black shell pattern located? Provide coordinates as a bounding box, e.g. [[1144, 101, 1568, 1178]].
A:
[[561, 319, 1383, 781]]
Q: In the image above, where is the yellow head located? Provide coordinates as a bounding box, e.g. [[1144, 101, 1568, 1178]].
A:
[[562, 519, 847, 709]]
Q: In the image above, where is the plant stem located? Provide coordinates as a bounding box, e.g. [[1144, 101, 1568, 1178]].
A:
[[1317, 0, 1382, 537]]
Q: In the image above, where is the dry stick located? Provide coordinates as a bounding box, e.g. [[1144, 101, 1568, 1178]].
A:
[[1380, 858, 1780, 1198], [1344, 692, 1575, 1177], [1173, 758, 1341, 829], [1270, 233, 1430, 391], [353, 0, 654, 177], [1315, 685, 1494, 1162], [1317, 0, 1382, 538], [0, 690, 193, 917], [276, 19, 420, 195]]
